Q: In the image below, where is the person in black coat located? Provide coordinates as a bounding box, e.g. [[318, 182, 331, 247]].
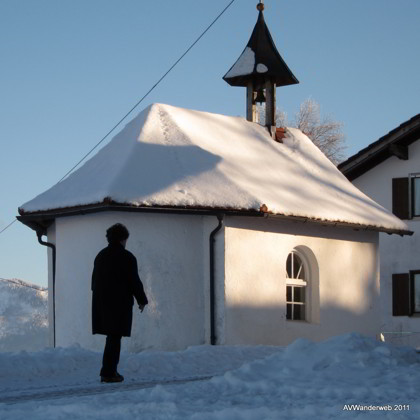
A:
[[92, 223, 148, 383]]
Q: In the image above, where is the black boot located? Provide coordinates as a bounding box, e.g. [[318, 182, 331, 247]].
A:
[[101, 372, 124, 383]]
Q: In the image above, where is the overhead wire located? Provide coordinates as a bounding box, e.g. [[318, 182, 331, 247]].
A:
[[0, 0, 237, 237], [0, 219, 17, 235]]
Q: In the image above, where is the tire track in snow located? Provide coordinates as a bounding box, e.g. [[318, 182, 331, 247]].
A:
[[0, 375, 212, 405]]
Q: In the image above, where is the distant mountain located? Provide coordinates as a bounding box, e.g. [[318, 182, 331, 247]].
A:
[[0, 278, 48, 352]]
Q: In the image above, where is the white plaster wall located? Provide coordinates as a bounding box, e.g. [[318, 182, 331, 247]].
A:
[[223, 217, 380, 346], [54, 212, 206, 351], [353, 138, 420, 347]]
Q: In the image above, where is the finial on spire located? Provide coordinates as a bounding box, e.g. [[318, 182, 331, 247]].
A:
[[256, 1, 264, 12]]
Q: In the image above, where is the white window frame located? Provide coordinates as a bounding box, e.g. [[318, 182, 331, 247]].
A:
[[286, 250, 309, 322]]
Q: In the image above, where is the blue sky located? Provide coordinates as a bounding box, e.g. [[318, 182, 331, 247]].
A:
[[1, 0, 419, 287]]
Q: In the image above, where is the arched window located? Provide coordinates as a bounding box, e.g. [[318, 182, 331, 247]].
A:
[[286, 250, 308, 321]]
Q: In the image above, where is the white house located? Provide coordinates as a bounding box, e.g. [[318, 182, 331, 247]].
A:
[[339, 114, 420, 347], [17, 5, 411, 352]]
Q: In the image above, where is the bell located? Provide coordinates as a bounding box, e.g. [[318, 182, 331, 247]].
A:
[[255, 88, 266, 104]]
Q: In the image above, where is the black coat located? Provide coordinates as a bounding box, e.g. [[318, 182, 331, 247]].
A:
[[91, 243, 148, 337]]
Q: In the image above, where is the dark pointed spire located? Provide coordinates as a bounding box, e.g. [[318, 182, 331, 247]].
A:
[[223, 2, 299, 132], [223, 7, 298, 87]]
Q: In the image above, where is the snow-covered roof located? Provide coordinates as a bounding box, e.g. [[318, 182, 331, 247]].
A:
[[19, 103, 410, 234]]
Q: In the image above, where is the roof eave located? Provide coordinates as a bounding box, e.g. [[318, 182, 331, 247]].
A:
[[264, 213, 413, 237], [339, 114, 420, 180], [223, 73, 299, 88], [17, 202, 413, 236], [16, 203, 266, 234]]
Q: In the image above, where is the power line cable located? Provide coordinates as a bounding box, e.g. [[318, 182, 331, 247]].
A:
[[0, 0, 236, 238], [0, 219, 17, 235]]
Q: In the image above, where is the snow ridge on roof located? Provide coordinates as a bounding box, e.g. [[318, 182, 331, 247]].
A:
[[20, 103, 408, 233]]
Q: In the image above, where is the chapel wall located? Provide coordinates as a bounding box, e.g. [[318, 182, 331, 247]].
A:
[[223, 217, 380, 346], [54, 211, 206, 351]]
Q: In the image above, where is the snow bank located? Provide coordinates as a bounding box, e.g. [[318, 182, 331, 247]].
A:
[[0, 333, 419, 419], [20, 103, 408, 234], [0, 278, 48, 352], [211, 333, 419, 408]]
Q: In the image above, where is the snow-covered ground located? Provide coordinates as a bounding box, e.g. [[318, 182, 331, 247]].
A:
[[0, 279, 419, 418]]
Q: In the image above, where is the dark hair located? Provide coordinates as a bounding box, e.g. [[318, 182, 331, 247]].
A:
[[106, 223, 129, 244]]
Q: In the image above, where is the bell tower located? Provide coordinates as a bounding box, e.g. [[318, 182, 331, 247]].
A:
[[223, 1, 298, 137]]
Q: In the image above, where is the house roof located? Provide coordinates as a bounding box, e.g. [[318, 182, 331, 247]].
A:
[[338, 114, 420, 181], [223, 10, 298, 88], [18, 103, 411, 235]]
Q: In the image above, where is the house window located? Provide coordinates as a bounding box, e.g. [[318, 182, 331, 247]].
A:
[[392, 270, 420, 316], [392, 174, 420, 219], [411, 175, 420, 217], [411, 271, 420, 313], [286, 250, 307, 321]]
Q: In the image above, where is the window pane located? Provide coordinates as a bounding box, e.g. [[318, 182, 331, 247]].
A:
[[287, 252, 306, 280], [293, 304, 305, 320], [294, 286, 305, 303], [414, 274, 420, 312], [297, 263, 305, 280], [286, 285, 292, 302], [286, 304, 292, 320], [293, 254, 300, 278], [286, 254, 292, 278], [413, 178, 420, 216]]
